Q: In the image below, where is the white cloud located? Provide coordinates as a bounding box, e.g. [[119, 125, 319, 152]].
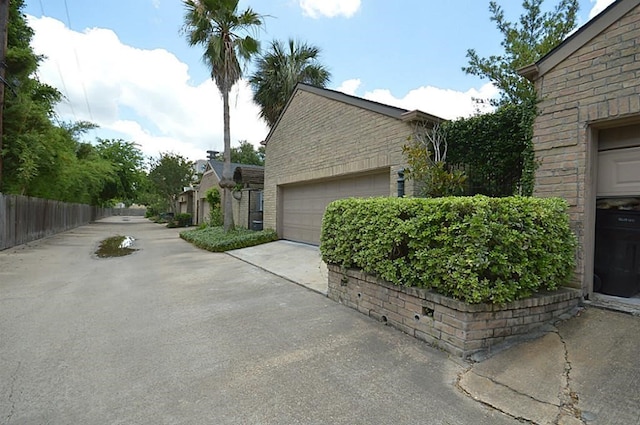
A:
[[589, 0, 615, 19], [28, 16, 269, 161], [299, 0, 361, 18], [335, 78, 361, 95], [335, 80, 499, 120]]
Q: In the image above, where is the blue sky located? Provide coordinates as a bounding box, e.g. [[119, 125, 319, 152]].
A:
[[24, 0, 614, 161]]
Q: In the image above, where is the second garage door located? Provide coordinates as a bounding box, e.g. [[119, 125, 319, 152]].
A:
[[281, 171, 390, 245], [597, 124, 640, 197]]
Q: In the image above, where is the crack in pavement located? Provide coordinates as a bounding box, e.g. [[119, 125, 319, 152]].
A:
[[455, 371, 538, 424], [4, 362, 20, 425], [554, 328, 585, 425], [455, 325, 588, 425]]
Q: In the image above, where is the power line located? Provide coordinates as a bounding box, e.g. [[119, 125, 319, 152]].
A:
[[36, 0, 77, 122], [63, 0, 95, 124]]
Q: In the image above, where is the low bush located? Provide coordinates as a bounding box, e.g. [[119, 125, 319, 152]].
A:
[[320, 195, 576, 304], [168, 213, 192, 228], [180, 226, 277, 252]]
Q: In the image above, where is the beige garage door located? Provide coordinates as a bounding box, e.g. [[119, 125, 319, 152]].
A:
[[598, 125, 640, 197], [281, 171, 390, 245]]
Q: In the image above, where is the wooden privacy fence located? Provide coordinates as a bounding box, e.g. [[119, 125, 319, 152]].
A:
[[0, 193, 143, 251]]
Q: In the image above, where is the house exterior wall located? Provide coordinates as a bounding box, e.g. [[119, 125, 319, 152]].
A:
[[264, 89, 418, 232], [177, 191, 195, 216], [532, 4, 640, 293], [197, 170, 221, 225], [232, 190, 248, 228]]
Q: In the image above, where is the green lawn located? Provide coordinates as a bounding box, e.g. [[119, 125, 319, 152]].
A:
[[180, 226, 277, 252]]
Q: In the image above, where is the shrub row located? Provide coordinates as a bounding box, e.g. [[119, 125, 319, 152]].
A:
[[320, 196, 576, 304], [180, 226, 277, 252], [167, 213, 192, 228]]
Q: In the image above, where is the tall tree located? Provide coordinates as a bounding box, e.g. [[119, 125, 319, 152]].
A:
[[1, 0, 63, 194], [94, 138, 146, 206], [148, 152, 194, 213], [182, 0, 262, 231], [249, 38, 331, 127], [463, 0, 579, 105]]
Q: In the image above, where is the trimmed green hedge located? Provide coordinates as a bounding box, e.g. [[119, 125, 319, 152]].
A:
[[180, 226, 277, 252], [320, 196, 576, 304]]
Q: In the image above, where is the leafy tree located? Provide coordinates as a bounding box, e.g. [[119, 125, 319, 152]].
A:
[[94, 139, 146, 206], [53, 123, 114, 205], [463, 0, 579, 105], [148, 152, 194, 213], [182, 0, 263, 231], [249, 38, 331, 127], [450, 0, 578, 195], [402, 123, 467, 197], [231, 140, 264, 165], [212, 140, 264, 165], [1, 0, 63, 194], [0, 1, 148, 207]]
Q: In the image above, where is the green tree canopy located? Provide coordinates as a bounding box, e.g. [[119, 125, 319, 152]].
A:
[[0, 1, 147, 207], [148, 152, 195, 213], [1, 0, 63, 194], [94, 139, 146, 206], [249, 38, 331, 127], [464, 0, 579, 105], [212, 140, 264, 165]]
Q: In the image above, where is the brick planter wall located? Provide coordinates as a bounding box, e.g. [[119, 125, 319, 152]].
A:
[[328, 265, 582, 358]]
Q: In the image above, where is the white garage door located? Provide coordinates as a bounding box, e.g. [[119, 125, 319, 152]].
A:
[[598, 147, 640, 197], [281, 171, 390, 245], [598, 125, 640, 197]]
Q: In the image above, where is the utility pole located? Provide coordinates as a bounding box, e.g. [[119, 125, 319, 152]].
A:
[[0, 0, 9, 191]]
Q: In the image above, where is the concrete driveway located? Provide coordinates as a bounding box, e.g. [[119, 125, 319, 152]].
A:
[[0, 217, 516, 425]]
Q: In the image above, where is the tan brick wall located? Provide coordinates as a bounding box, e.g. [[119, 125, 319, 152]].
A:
[[533, 5, 640, 291], [328, 265, 581, 358], [264, 89, 417, 231], [196, 170, 221, 225]]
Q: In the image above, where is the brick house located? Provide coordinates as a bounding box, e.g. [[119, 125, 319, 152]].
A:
[[263, 83, 443, 245], [519, 0, 640, 298], [177, 186, 196, 218], [196, 160, 264, 228]]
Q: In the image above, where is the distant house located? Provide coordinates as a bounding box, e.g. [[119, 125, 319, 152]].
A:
[[263, 83, 444, 245], [177, 186, 196, 218], [196, 160, 264, 228], [518, 0, 640, 298]]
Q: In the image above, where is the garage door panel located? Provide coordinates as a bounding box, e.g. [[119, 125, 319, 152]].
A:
[[281, 172, 389, 245], [598, 146, 640, 197]]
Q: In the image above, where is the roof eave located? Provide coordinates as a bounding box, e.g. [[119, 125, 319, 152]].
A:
[[400, 110, 446, 124], [520, 0, 639, 81], [517, 63, 540, 82]]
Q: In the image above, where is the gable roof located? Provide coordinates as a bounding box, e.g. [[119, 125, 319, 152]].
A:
[[263, 83, 444, 145], [205, 160, 264, 179], [519, 0, 640, 81]]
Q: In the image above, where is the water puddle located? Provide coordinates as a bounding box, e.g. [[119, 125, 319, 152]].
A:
[[95, 235, 138, 258]]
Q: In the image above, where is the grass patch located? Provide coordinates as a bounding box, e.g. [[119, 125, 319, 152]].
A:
[[180, 226, 277, 252]]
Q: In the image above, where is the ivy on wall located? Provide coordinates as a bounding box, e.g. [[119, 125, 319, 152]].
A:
[[443, 101, 537, 197]]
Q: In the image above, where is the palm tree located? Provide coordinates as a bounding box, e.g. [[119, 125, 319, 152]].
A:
[[249, 39, 331, 128], [182, 0, 262, 231]]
